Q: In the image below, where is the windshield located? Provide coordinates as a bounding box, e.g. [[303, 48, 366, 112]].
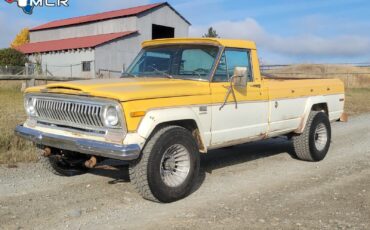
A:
[[125, 45, 220, 81]]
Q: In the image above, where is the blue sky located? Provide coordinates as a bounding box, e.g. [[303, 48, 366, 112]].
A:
[[1, 0, 370, 63]]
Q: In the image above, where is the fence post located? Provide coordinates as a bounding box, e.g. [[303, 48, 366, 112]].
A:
[[45, 64, 48, 84], [25, 63, 29, 76], [26, 67, 35, 88], [22, 63, 29, 91], [31, 63, 37, 87], [347, 72, 350, 88], [25, 63, 35, 88]]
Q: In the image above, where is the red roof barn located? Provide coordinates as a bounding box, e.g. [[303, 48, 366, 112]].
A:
[[19, 2, 190, 78]]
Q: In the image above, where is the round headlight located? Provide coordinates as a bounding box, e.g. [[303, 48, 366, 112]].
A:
[[25, 97, 37, 116], [104, 106, 119, 127]]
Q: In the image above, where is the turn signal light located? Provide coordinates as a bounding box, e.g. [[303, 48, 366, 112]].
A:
[[130, 111, 146, 117]]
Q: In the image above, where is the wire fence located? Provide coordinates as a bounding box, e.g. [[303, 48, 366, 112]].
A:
[[0, 66, 26, 75], [1, 62, 370, 88], [97, 69, 122, 79], [260, 63, 370, 88], [0, 63, 122, 80], [260, 63, 370, 71]]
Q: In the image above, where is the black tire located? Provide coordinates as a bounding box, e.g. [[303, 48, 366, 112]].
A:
[[292, 111, 331, 162], [40, 153, 88, 177], [129, 126, 200, 203]]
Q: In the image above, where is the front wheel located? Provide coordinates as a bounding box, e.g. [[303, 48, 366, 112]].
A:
[[129, 126, 200, 203], [292, 111, 331, 162]]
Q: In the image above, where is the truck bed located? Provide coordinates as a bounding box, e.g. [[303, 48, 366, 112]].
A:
[[262, 76, 345, 135], [262, 76, 345, 99]]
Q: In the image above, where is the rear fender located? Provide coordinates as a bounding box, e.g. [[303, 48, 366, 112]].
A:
[[294, 96, 327, 133]]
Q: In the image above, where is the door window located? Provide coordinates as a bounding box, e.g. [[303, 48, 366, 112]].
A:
[[213, 49, 253, 82]]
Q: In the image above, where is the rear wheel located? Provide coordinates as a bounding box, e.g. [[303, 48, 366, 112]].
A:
[[40, 150, 89, 177], [129, 126, 200, 203], [292, 111, 331, 161]]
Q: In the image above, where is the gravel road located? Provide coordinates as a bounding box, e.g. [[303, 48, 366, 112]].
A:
[[1, 114, 369, 230]]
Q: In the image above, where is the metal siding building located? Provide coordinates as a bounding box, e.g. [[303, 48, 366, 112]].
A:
[[18, 2, 190, 78]]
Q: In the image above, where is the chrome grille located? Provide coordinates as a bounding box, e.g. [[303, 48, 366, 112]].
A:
[[35, 98, 104, 128]]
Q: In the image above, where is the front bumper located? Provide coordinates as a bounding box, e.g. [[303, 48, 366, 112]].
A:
[[15, 125, 141, 161]]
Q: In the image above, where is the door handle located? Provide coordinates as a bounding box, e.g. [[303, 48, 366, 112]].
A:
[[249, 84, 261, 88]]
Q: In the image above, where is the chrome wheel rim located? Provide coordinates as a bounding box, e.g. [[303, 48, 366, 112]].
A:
[[160, 144, 191, 187], [314, 123, 328, 151]]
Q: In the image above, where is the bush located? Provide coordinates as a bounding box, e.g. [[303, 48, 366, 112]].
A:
[[0, 48, 27, 66]]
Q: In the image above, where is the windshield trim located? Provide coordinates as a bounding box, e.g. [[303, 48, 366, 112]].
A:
[[124, 44, 223, 82]]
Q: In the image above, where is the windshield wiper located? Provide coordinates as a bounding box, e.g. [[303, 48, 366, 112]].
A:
[[121, 72, 137, 78], [148, 66, 173, 79]]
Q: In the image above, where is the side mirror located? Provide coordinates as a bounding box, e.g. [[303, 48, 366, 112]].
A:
[[232, 67, 248, 88]]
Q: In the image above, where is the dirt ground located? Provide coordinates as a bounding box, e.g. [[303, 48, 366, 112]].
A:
[[0, 114, 369, 230]]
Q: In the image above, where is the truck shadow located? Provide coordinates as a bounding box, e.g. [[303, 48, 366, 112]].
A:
[[88, 162, 131, 183], [88, 137, 296, 194], [191, 137, 296, 193], [201, 137, 295, 173]]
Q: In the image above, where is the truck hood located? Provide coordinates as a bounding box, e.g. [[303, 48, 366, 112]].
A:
[[26, 78, 211, 102]]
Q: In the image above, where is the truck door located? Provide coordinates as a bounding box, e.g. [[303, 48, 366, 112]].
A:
[[210, 48, 269, 147]]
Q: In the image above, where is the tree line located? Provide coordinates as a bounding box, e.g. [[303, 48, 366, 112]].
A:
[[1, 28, 29, 66]]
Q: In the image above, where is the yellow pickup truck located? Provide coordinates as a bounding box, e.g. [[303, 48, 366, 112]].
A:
[[16, 38, 345, 202]]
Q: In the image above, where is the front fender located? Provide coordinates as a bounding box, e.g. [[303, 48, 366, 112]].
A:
[[137, 107, 209, 151]]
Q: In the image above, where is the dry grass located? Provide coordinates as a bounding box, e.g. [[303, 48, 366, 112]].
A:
[[264, 64, 370, 88], [345, 88, 370, 116], [0, 81, 38, 164], [0, 75, 369, 164]]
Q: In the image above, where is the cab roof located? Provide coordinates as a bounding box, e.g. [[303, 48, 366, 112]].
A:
[[142, 38, 257, 49]]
